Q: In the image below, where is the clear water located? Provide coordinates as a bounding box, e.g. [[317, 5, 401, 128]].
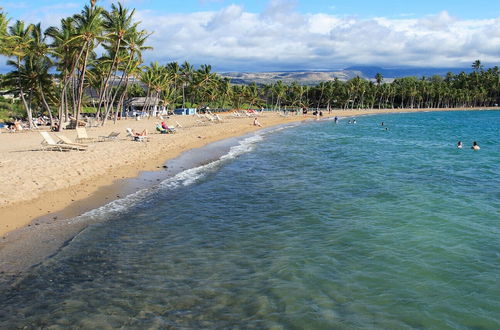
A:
[[1, 110, 499, 329]]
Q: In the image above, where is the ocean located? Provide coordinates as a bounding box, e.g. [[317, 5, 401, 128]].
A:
[[0, 110, 499, 328]]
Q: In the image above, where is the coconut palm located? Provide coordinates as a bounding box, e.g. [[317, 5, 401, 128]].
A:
[[102, 28, 151, 125], [0, 11, 10, 55], [6, 20, 35, 127], [71, 2, 105, 124], [180, 61, 193, 108], [96, 2, 139, 119]]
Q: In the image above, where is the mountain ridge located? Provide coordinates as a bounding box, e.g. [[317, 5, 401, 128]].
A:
[[220, 66, 474, 85]]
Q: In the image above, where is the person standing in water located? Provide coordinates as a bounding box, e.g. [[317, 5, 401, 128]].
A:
[[471, 141, 480, 150], [334, 116, 338, 124], [457, 141, 463, 148]]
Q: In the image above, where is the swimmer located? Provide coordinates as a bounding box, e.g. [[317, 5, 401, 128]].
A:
[[348, 120, 352, 124], [353, 119, 356, 124], [471, 141, 480, 150], [457, 141, 463, 149], [381, 122, 384, 126]]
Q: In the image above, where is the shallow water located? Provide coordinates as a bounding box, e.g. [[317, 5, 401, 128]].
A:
[[1, 110, 499, 328]]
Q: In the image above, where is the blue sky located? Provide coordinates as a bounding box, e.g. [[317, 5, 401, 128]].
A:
[[2, 0, 500, 71], [4, 0, 500, 19]]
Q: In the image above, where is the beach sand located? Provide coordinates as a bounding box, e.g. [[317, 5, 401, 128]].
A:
[[0, 107, 495, 276]]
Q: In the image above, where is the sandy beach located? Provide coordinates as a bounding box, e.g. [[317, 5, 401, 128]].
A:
[[0, 107, 495, 276]]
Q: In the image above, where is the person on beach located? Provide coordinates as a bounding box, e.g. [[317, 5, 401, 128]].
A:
[[253, 117, 262, 127], [132, 129, 148, 136], [457, 141, 463, 148], [471, 141, 480, 150]]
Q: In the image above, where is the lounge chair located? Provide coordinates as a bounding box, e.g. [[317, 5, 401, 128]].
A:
[[75, 127, 96, 143], [39, 132, 86, 151], [55, 133, 89, 148], [126, 128, 149, 142], [98, 131, 120, 142]]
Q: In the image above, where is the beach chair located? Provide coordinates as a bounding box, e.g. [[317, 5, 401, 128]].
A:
[[215, 114, 224, 123], [156, 125, 176, 134], [98, 131, 120, 142], [39, 132, 86, 151], [126, 128, 149, 142], [75, 127, 96, 143], [55, 134, 89, 148], [195, 114, 210, 126]]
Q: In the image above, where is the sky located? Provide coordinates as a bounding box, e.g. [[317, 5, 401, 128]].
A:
[[2, 0, 500, 72]]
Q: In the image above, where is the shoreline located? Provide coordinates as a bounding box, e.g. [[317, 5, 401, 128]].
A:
[[0, 107, 497, 277]]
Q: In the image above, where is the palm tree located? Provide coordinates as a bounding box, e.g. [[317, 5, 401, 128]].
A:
[[97, 2, 138, 119], [104, 28, 151, 125], [272, 80, 286, 111], [472, 60, 483, 73], [6, 20, 35, 127], [193, 64, 216, 107], [71, 2, 105, 124], [0, 10, 10, 55], [29, 23, 56, 126], [166, 62, 181, 108], [46, 17, 80, 127], [180, 61, 193, 108], [217, 77, 232, 109]]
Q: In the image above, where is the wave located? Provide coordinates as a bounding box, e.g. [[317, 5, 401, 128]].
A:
[[66, 131, 268, 224]]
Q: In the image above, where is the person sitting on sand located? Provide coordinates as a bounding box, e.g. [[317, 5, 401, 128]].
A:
[[457, 141, 463, 148], [253, 117, 262, 127], [156, 123, 167, 134], [471, 141, 480, 150], [161, 121, 176, 133]]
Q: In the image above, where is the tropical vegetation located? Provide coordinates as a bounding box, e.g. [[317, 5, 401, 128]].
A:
[[1, 2, 500, 128]]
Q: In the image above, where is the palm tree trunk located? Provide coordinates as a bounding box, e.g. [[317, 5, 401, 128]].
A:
[[74, 45, 91, 123]]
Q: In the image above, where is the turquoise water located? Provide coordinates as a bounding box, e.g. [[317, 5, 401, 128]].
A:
[[1, 110, 499, 328]]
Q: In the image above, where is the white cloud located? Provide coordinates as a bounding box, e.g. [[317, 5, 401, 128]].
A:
[[4, 2, 500, 71]]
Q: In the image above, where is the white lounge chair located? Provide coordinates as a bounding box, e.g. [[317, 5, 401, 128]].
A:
[[55, 133, 89, 148], [126, 128, 148, 142], [40, 132, 86, 151], [98, 131, 120, 142], [75, 127, 96, 143]]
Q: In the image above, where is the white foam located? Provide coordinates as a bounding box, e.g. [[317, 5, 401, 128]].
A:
[[67, 132, 267, 223]]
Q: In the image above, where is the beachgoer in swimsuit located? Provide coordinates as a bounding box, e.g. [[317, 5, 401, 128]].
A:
[[253, 117, 262, 127]]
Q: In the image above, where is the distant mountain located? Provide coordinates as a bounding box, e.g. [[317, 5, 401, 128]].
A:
[[220, 66, 474, 85], [345, 66, 473, 79], [220, 70, 354, 86]]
